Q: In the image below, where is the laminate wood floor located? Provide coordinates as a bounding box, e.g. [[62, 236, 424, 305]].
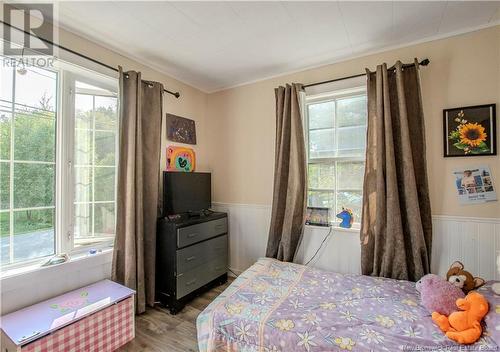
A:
[[119, 279, 232, 352]]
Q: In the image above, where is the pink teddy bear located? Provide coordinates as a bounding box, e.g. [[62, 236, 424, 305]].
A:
[[416, 274, 465, 315]]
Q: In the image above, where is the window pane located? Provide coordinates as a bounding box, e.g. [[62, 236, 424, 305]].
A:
[[14, 163, 55, 208], [337, 162, 365, 190], [336, 126, 366, 157], [95, 131, 116, 166], [0, 112, 11, 160], [0, 212, 9, 264], [14, 109, 56, 162], [94, 167, 115, 202], [336, 95, 367, 127], [13, 208, 54, 262], [75, 94, 93, 130], [74, 203, 114, 247], [95, 203, 115, 236], [74, 204, 92, 245], [306, 92, 366, 223], [309, 128, 334, 158], [308, 163, 335, 190], [1, 66, 58, 265], [14, 67, 57, 110], [1, 65, 13, 102], [95, 96, 117, 130], [1, 162, 9, 210], [73, 83, 118, 250], [75, 129, 92, 166], [75, 167, 92, 202], [308, 190, 334, 209], [308, 101, 334, 129], [337, 191, 362, 222]]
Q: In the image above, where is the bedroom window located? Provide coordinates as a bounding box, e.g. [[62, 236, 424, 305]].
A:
[[305, 86, 367, 225], [0, 55, 118, 269], [73, 81, 118, 249]]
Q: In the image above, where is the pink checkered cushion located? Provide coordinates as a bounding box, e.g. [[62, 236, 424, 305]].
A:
[[22, 296, 134, 352]]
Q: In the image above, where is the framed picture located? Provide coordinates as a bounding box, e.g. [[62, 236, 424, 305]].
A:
[[166, 113, 197, 145], [443, 104, 496, 157], [305, 207, 330, 227]]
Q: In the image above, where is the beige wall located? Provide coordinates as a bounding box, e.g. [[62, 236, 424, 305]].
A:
[[13, 17, 499, 218], [2, 5, 209, 168], [206, 26, 500, 218], [55, 28, 209, 172]]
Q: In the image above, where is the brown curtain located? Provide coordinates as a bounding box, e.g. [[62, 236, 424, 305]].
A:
[[112, 67, 164, 314], [361, 60, 432, 282], [266, 83, 307, 262]]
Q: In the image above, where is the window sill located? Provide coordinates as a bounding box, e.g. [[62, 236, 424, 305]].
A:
[[305, 224, 360, 234], [0, 248, 113, 281]]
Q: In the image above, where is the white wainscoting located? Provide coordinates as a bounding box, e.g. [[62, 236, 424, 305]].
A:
[[212, 202, 361, 275], [212, 203, 272, 275], [431, 215, 500, 280], [213, 202, 500, 280]]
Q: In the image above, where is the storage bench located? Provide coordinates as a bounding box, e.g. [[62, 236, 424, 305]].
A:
[[1, 280, 135, 352]]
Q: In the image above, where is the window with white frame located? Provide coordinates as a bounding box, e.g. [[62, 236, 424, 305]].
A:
[[0, 56, 118, 268], [73, 80, 118, 249], [305, 86, 367, 225]]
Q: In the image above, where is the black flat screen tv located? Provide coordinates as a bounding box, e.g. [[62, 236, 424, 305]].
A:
[[163, 172, 211, 215]]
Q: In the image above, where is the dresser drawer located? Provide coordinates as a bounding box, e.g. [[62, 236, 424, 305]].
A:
[[177, 217, 227, 248], [176, 234, 227, 274], [176, 256, 227, 299]]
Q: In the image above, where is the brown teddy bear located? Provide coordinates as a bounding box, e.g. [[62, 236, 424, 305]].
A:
[[446, 261, 485, 294]]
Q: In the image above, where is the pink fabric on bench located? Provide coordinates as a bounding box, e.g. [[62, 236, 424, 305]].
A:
[[22, 297, 134, 352]]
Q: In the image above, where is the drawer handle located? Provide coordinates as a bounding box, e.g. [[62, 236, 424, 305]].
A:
[[186, 256, 196, 262], [215, 224, 224, 229], [187, 233, 198, 238], [186, 279, 197, 286]]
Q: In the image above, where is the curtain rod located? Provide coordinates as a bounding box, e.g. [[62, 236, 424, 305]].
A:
[[0, 20, 181, 98], [303, 58, 430, 89]]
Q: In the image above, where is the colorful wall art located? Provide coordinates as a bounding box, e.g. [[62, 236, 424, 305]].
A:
[[166, 146, 195, 172], [443, 104, 496, 157], [166, 113, 197, 145]]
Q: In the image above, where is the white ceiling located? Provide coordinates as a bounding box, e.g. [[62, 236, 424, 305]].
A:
[[50, 1, 500, 92]]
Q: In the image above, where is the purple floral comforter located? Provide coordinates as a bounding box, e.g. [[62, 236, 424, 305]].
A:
[[197, 258, 500, 351]]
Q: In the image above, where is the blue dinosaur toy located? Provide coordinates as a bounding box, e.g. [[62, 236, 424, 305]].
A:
[[336, 207, 354, 228]]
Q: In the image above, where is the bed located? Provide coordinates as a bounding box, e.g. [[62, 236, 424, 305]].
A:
[[197, 258, 500, 352]]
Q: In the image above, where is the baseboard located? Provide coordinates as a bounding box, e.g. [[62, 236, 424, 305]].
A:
[[227, 268, 243, 278]]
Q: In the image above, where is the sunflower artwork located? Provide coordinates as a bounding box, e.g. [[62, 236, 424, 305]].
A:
[[444, 104, 496, 157]]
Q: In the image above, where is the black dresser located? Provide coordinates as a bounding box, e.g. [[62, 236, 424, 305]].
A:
[[156, 211, 228, 314]]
